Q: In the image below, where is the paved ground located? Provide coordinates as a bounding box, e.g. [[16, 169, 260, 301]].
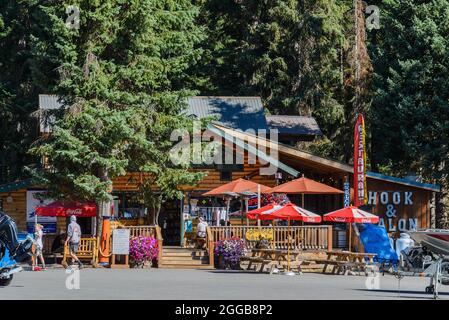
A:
[[1, 267, 448, 300]]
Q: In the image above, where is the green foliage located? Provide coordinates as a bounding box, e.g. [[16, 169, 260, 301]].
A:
[[30, 103, 148, 202], [369, 0, 449, 183], [192, 0, 356, 161], [26, 0, 206, 212], [0, 0, 45, 182]]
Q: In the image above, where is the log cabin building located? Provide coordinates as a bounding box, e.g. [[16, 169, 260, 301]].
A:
[[0, 95, 440, 253]]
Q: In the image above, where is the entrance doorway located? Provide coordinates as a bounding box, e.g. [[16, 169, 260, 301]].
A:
[[159, 201, 181, 246]]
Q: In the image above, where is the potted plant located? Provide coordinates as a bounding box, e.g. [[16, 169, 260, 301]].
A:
[[214, 237, 247, 270], [129, 236, 159, 268]]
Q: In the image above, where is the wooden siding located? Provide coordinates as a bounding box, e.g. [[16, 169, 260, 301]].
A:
[[364, 178, 431, 231], [0, 188, 66, 233]]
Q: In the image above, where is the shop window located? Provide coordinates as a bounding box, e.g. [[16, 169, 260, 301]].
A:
[[220, 171, 232, 181]]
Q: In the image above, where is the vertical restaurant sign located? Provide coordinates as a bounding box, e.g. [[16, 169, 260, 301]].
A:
[[353, 114, 367, 207]]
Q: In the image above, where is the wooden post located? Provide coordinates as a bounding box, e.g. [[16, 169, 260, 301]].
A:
[[206, 227, 214, 267], [348, 223, 352, 252], [287, 218, 291, 272], [245, 198, 249, 226], [110, 254, 130, 269], [327, 225, 333, 251], [156, 225, 163, 263]]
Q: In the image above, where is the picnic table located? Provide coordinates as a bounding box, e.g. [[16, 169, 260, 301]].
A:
[[319, 250, 377, 275], [241, 248, 303, 274]]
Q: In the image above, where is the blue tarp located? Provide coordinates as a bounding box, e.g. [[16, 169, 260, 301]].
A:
[[358, 224, 398, 264]]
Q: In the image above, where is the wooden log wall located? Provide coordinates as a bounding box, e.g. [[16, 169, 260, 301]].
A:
[[0, 188, 66, 233]]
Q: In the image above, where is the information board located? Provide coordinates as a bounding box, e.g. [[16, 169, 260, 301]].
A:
[[112, 229, 130, 255]]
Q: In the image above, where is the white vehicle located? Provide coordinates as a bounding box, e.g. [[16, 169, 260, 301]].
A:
[[394, 229, 449, 298]]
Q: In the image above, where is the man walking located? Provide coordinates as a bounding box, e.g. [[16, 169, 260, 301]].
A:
[[65, 215, 83, 269]]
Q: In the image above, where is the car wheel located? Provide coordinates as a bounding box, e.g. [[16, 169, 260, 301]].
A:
[[0, 275, 13, 286]]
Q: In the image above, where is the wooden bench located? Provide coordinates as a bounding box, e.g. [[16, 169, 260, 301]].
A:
[[242, 249, 304, 274], [62, 237, 99, 268], [319, 251, 377, 275]]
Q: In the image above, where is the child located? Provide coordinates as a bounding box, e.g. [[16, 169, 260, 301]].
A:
[[33, 224, 46, 271]]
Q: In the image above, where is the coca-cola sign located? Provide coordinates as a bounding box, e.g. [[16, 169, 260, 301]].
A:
[[66, 208, 83, 216]]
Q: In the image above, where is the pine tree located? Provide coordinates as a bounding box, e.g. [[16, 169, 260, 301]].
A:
[[193, 0, 364, 162], [0, 1, 45, 183], [369, 0, 449, 227], [28, 0, 206, 230]]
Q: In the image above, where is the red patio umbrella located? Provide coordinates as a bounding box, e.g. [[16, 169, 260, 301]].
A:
[[202, 178, 271, 196], [202, 178, 271, 225], [246, 203, 282, 220], [268, 176, 343, 207], [266, 203, 322, 223], [269, 176, 344, 195], [323, 206, 379, 224], [323, 206, 379, 251], [35, 201, 97, 217], [248, 202, 321, 274]]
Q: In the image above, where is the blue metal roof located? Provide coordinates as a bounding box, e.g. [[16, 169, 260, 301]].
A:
[[366, 172, 440, 192], [186, 96, 268, 131], [266, 115, 322, 136], [0, 179, 33, 193]]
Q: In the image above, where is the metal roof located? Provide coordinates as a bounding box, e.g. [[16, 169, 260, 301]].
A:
[[38, 94, 64, 133], [366, 172, 440, 192], [39, 94, 63, 110], [266, 115, 322, 136], [211, 123, 441, 192], [0, 179, 33, 193], [186, 96, 268, 131]]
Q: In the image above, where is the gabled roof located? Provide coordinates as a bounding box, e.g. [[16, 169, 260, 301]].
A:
[[266, 115, 322, 136], [210, 123, 440, 192], [186, 96, 268, 131]]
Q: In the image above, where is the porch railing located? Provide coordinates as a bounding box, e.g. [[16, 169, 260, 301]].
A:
[[122, 225, 163, 263], [207, 225, 332, 252]]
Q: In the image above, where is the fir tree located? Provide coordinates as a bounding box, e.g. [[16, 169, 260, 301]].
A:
[[28, 0, 206, 230], [369, 0, 449, 226]]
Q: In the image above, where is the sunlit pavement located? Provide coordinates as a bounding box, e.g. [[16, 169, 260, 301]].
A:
[[1, 268, 447, 300]]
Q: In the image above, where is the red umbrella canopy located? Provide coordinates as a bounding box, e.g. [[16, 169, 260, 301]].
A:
[[35, 201, 97, 217], [323, 206, 379, 224], [246, 203, 282, 220], [202, 178, 271, 196], [268, 203, 322, 223], [269, 177, 343, 194], [248, 202, 322, 223]]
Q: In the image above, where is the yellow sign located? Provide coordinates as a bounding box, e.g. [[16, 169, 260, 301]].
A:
[[245, 229, 273, 241]]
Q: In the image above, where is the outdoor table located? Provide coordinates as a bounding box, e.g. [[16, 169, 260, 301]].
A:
[[321, 250, 377, 275], [242, 248, 303, 274]]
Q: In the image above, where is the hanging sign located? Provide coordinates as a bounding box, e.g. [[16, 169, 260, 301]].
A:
[[353, 114, 367, 207], [112, 229, 130, 255], [343, 182, 350, 207]]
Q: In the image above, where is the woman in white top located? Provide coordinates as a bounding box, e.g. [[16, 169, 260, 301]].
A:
[[33, 224, 46, 270]]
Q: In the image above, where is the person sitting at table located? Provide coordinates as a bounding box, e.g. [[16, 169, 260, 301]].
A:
[[195, 216, 208, 249]]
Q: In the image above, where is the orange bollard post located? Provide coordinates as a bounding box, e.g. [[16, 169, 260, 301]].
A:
[[99, 216, 111, 265]]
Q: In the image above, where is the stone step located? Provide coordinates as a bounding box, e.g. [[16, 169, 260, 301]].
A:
[[160, 259, 209, 265]]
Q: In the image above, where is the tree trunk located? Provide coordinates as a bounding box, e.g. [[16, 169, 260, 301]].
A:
[[96, 167, 111, 236], [155, 196, 162, 226]]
